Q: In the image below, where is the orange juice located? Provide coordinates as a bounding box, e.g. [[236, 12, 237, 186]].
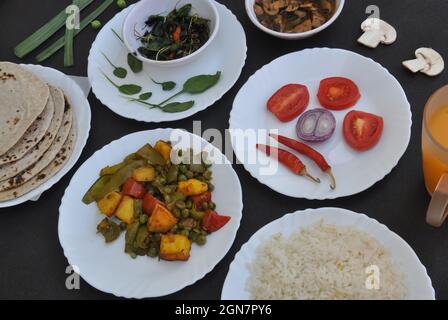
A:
[[422, 105, 448, 193]]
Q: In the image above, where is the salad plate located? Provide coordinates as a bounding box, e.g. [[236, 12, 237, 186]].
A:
[[229, 48, 412, 200], [87, 2, 247, 123], [58, 129, 243, 298], [0, 64, 91, 208], [222, 207, 435, 300]]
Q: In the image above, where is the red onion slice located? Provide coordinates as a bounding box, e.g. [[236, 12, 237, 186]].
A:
[[296, 108, 336, 142]]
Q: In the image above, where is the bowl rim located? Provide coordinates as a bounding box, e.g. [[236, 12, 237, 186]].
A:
[[122, 0, 220, 65], [245, 0, 345, 39]]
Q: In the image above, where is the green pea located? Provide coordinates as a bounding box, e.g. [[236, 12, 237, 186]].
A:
[[207, 183, 215, 192], [139, 214, 148, 224], [176, 201, 186, 209], [181, 208, 190, 218], [178, 174, 187, 181], [186, 171, 194, 179], [119, 222, 127, 231], [185, 200, 192, 209], [202, 202, 209, 210], [203, 170, 213, 180], [196, 234, 207, 246], [209, 202, 216, 210], [91, 20, 102, 30], [158, 177, 166, 185], [129, 252, 137, 259], [147, 247, 158, 257], [189, 232, 198, 242], [190, 209, 205, 221], [117, 0, 127, 9], [172, 207, 181, 218], [163, 186, 173, 194]]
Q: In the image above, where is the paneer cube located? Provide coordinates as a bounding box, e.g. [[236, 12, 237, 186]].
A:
[[178, 179, 208, 196], [159, 234, 191, 261], [147, 204, 178, 233], [97, 191, 122, 217], [132, 166, 156, 182], [154, 140, 172, 161], [115, 195, 135, 224]]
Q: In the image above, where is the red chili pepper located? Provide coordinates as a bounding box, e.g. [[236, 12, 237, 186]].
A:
[[173, 25, 181, 43], [202, 210, 231, 233], [270, 134, 336, 190], [122, 178, 146, 199], [256, 144, 320, 183]]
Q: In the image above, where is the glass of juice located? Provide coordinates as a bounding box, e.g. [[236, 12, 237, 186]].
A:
[[423, 85, 448, 227]]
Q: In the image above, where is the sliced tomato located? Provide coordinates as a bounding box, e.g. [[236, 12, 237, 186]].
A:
[[142, 193, 165, 215], [343, 110, 384, 151], [202, 211, 231, 233], [122, 178, 145, 199], [191, 192, 212, 210], [317, 77, 360, 110], [267, 84, 310, 122]]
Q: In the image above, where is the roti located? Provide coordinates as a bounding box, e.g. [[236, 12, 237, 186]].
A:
[[0, 86, 65, 181], [0, 90, 54, 165], [0, 62, 49, 156], [0, 106, 73, 191], [0, 121, 77, 201]]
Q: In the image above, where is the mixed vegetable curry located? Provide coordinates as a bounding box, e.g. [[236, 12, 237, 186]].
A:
[[83, 140, 230, 262], [254, 0, 336, 33]]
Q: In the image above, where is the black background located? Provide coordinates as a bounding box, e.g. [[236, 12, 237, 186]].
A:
[[0, 0, 448, 300]]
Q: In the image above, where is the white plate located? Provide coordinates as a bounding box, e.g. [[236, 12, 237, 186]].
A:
[[0, 64, 91, 208], [221, 208, 435, 300], [58, 129, 243, 298], [229, 48, 412, 200], [88, 2, 247, 123]]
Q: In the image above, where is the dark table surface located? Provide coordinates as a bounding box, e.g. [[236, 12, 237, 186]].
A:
[[1, 0, 448, 300]]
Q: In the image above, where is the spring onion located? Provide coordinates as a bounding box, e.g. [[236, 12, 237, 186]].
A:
[[36, 0, 115, 63], [64, 0, 80, 67], [14, 0, 94, 58]]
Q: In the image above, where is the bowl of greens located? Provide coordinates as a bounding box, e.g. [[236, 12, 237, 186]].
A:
[[123, 0, 220, 68]]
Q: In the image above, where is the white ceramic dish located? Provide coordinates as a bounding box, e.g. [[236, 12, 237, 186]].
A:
[[245, 0, 345, 40], [58, 129, 243, 298], [229, 48, 412, 200], [0, 65, 91, 208], [123, 0, 220, 68], [88, 2, 246, 123], [222, 207, 435, 300]]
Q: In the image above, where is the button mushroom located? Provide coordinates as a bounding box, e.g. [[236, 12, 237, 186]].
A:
[[263, 0, 282, 16], [357, 18, 397, 48], [402, 48, 445, 76]]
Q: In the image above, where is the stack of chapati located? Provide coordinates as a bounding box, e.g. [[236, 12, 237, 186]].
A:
[[0, 62, 77, 201]]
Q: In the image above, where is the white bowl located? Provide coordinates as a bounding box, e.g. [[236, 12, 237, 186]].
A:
[[123, 0, 220, 68], [245, 0, 345, 40]]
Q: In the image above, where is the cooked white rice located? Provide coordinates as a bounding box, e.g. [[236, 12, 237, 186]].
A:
[[247, 221, 407, 300]]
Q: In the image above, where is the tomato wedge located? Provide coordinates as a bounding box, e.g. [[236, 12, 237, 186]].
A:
[[267, 84, 310, 122], [343, 110, 384, 151], [142, 193, 165, 215], [317, 77, 360, 110], [202, 211, 231, 233], [122, 178, 145, 199], [191, 192, 212, 210]]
